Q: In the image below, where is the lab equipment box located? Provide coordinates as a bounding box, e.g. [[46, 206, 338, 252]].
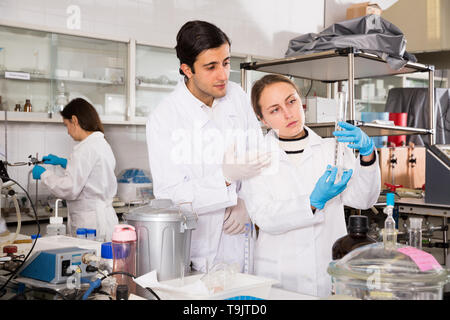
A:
[[305, 97, 338, 123], [19, 247, 96, 284]]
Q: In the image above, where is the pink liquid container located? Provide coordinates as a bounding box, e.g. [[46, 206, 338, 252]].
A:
[[112, 224, 136, 297]]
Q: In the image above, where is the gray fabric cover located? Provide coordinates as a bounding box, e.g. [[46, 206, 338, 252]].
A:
[[285, 15, 416, 70], [384, 88, 450, 145]]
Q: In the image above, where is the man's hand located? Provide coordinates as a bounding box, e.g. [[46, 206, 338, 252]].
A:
[[223, 198, 251, 235]]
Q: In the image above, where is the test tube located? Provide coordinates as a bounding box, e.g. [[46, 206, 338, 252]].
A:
[[334, 92, 347, 180]]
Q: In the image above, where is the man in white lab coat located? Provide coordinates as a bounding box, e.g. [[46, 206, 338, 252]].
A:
[[146, 21, 270, 272]]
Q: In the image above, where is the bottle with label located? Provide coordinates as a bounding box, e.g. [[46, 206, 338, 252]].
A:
[[14, 104, 21, 112], [23, 99, 32, 112], [332, 215, 376, 260]]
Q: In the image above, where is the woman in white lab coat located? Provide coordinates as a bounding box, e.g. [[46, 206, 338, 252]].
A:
[[32, 98, 118, 242], [240, 75, 380, 298]]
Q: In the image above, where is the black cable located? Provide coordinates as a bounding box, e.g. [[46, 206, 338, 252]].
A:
[[0, 175, 40, 294], [100, 271, 161, 300], [8, 287, 68, 300], [145, 286, 161, 300], [305, 79, 313, 99], [100, 271, 136, 281]]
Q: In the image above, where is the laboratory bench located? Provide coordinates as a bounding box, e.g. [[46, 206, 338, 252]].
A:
[[3, 203, 132, 225], [0, 232, 320, 301]]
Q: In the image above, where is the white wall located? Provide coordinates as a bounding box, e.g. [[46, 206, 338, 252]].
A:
[[0, 0, 326, 199], [0, 0, 325, 59]]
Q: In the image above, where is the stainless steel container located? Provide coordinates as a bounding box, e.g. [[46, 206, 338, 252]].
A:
[[125, 199, 197, 282]]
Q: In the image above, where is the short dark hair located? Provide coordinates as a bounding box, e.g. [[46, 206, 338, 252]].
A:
[[175, 20, 231, 76], [60, 98, 104, 133], [251, 74, 301, 120]]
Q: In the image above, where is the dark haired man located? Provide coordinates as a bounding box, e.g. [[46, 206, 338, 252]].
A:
[[146, 20, 270, 273]]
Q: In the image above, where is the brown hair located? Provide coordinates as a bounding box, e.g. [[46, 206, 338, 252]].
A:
[[60, 98, 104, 133], [251, 74, 301, 120]]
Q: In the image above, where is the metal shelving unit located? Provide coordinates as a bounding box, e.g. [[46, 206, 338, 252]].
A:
[[240, 48, 436, 144]]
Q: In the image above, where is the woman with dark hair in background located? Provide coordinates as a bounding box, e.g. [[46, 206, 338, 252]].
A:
[[32, 98, 118, 242]]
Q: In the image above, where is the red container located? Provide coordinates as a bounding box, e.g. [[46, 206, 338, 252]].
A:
[[388, 112, 407, 147]]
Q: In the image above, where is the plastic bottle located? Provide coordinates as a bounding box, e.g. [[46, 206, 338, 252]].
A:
[[76, 228, 86, 239], [383, 193, 398, 249], [100, 242, 114, 273], [112, 224, 136, 299], [332, 215, 376, 260], [30, 234, 41, 244], [86, 229, 96, 241], [408, 217, 423, 249], [46, 199, 66, 236]]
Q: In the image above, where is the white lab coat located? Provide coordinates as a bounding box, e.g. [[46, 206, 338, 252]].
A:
[[146, 79, 263, 272], [240, 128, 381, 298], [41, 131, 118, 242]]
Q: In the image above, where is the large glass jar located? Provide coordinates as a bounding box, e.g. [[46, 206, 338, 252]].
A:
[[327, 242, 449, 300]]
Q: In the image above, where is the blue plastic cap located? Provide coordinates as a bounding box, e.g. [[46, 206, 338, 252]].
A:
[[86, 229, 96, 235], [386, 193, 395, 206], [101, 242, 113, 259], [76, 228, 86, 235], [31, 234, 41, 239]]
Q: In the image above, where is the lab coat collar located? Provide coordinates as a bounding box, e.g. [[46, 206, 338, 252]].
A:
[[265, 126, 323, 164], [73, 131, 104, 151], [176, 79, 235, 128]]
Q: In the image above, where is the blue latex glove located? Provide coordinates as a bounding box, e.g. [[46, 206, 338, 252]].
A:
[[32, 165, 46, 180], [333, 121, 375, 156], [310, 165, 353, 210], [42, 154, 67, 169]]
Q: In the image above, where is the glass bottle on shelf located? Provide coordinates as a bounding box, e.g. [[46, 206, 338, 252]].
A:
[[23, 99, 32, 112], [14, 104, 21, 112], [54, 82, 68, 112]]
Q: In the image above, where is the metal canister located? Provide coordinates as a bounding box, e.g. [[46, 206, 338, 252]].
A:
[[124, 199, 198, 282]]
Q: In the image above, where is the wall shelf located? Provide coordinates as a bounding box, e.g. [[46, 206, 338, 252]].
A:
[[241, 48, 436, 143]]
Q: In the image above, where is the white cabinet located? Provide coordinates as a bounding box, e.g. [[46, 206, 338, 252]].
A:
[[0, 25, 129, 122], [135, 44, 179, 119]]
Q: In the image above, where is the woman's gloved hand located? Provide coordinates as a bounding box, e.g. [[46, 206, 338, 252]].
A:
[[309, 165, 353, 210], [32, 165, 46, 180], [42, 154, 68, 169], [223, 198, 251, 235], [333, 121, 375, 156]]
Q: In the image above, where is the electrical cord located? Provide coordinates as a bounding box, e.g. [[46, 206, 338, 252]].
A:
[[305, 79, 313, 99], [100, 271, 136, 281], [0, 175, 40, 294], [100, 271, 161, 300]]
